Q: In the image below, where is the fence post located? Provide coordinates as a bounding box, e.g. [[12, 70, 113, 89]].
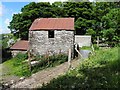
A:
[[91, 42, 95, 55], [91, 43, 94, 52], [68, 48, 71, 69], [28, 50, 31, 72], [97, 36, 99, 47], [75, 43, 83, 59]]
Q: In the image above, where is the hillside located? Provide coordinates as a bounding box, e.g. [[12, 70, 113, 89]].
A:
[[40, 47, 119, 89]]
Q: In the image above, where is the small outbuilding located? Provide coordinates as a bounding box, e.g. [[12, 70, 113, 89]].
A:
[[29, 18, 75, 57], [10, 40, 29, 57]]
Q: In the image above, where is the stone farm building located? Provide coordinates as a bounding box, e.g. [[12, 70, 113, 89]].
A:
[[10, 40, 29, 57], [11, 18, 75, 58]]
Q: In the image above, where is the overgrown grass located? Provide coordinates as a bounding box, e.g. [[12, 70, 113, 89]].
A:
[[31, 54, 68, 73], [40, 47, 119, 89]]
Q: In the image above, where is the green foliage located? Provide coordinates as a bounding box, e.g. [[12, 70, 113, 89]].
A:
[[1, 33, 17, 62], [86, 28, 95, 35], [32, 54, 68, 73], [101, 8, 120, 44], [13, 53, 28, 66], [2, 34, 13, 49], [86, 28, 96, 42], [40, 47, 119, 89], [93, 44, 99, 50]]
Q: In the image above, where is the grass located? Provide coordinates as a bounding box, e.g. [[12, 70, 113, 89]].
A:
[[40, 47, 119, 89], [2, 53, 68, 78], [2, 53, 30, 77], [80, 46, 92, 50]]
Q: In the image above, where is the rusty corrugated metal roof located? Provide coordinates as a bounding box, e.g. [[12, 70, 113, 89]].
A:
[[29, 18, 74, 31], [10, 40, 28, 50]]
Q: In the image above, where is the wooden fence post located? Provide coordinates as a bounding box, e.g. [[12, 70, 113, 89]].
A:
[[91, 43, 94, 52], [75, 43, 83, 59], [68, 48, 71, 69], [28, 50, 31, 72], [97, 36, 99, 47]]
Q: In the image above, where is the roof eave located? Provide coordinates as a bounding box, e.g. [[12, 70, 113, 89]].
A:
[[29, 29, 75, 31]]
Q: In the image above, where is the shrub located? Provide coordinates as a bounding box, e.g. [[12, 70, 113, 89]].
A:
[[15, 53, 28, 60], [13, 53, 28, 66], [32, 54, 68, 73]]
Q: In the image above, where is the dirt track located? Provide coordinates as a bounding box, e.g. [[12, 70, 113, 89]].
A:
[[11, 59, 80, 88]]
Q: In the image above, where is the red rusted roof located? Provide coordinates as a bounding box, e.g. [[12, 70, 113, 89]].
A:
[[10, 40, 28, 50], [29, 18, 74, 31]]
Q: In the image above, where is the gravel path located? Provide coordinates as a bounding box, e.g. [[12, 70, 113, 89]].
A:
[[11, 59, 80, 88]]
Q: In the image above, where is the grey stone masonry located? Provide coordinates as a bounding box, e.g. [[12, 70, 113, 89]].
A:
[[29, 30, 74, 57], [11, 50, 27, 57]]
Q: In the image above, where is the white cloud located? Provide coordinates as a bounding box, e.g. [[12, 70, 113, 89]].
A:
[[0, 26, 11, 34], [0, 18, 11, 34], [4, 18, 10, 26], [0, 26, 2, 34], [0, 2, 2, 17], [2, 28, 11, 34]]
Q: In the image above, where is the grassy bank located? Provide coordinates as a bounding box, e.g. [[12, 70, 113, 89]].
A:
[[2, 53, 30, 77], [40, 47, 119, 89], [2, 53, 68, 78]]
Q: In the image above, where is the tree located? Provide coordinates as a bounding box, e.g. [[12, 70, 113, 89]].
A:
[[101, 8, 120, 45], [63, 2, 94, 34], [8, 2, 52, 40]]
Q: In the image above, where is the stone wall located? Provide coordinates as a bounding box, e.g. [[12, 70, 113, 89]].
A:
[[29, 30, 74, 57], [75, 35, 91, 47], [11, 50, 27, 57]]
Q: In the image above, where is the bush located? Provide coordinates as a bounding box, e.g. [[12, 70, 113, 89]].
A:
[[15, 53, 28, 60], [32, 54, 68, 73], [13, 53, 28, 66]]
